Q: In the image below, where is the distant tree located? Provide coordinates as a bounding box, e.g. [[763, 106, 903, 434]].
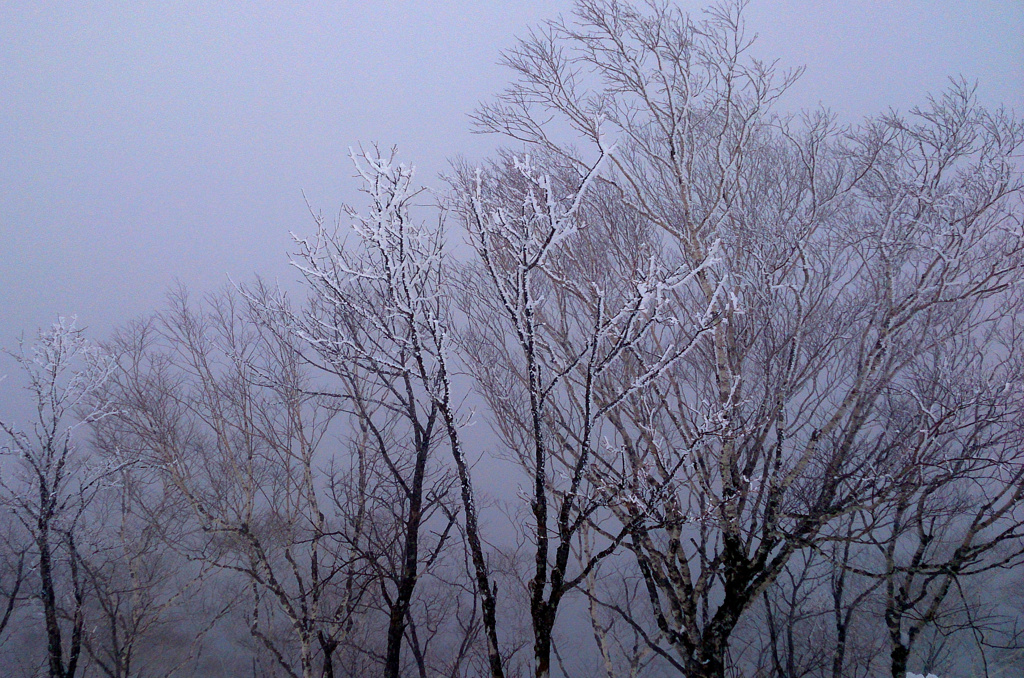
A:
[[857, 318, 1024, 678], [74, 453, 211, 678], [101, 292, 376, 678]]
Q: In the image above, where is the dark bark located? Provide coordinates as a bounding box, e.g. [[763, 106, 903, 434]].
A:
[[318, 631, 337, 678], [0, 549, 24, 639], [440, 397, 505, 678], [39, 523, 67, 678], [383, 435, 430, 678], [889, 642, 910, 678]]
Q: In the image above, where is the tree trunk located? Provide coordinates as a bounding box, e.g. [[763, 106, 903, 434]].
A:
[[532, 609, 555, 678], [39, 524, 67, 678], [318, 632, 337, 678], [384, 441, 429, 678], [890, 643, 910, 678]]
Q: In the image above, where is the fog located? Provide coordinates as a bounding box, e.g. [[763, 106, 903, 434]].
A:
[[1, 1, 1020, 348], [0, 3, 1022, 677]]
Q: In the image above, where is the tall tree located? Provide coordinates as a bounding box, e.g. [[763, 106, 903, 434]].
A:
[[281, 147, 468, 678], [0, 319, 117, 678], [466, 1, 1024, 676]]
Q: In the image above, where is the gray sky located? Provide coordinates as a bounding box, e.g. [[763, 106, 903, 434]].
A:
[[1, 0, 1022, 349]]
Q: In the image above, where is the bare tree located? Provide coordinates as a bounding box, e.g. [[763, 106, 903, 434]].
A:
[[0, 318, 117, 678], [577, 524, 662, 678], [74, 454, 212, 678], [282, 147, 479, 678], [736, 532, 885, 678], [449, 142, 718, 678], [848, 300, 1024, 678], [3, 4, 1021, 678], [465, 1, 1024, 676], [101, 291, 377, 678]]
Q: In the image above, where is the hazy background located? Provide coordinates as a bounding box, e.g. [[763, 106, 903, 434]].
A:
[[1, 0, 1021, 363]]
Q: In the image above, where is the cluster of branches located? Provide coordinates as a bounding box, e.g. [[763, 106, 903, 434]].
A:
[[2, 1, 1023, 677]]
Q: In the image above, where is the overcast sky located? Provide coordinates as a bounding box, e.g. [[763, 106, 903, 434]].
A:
[[1, 0, 1022, 354]]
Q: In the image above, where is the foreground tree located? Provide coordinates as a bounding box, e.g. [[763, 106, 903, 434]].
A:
[[280, 147, 474, 678], [0, 319, 117, 678], [466, 1, 1024, 676], [450, 145, 718, 678]]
